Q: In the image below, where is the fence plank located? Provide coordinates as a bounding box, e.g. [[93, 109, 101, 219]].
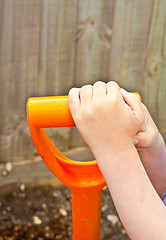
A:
[[0, 0, 42, 162], [38, 0, 77, 96], [70, 0, 114, 148], [109, 0, 153, 93], [37, 0, 78, 152], [143, 0, 166, 138], [74, 0, 114, 86]]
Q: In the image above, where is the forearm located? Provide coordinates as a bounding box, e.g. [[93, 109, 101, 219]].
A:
[[95, 145, 166, 240], [137, 133, 166, 197]]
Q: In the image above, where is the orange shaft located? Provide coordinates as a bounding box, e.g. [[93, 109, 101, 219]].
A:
[[72, 190, 102, 240]]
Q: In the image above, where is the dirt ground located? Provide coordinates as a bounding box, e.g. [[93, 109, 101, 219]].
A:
[[0, 184, 130, 240]]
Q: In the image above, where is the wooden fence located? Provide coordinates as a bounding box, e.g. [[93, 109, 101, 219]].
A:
[[0, 0, 166, 186]]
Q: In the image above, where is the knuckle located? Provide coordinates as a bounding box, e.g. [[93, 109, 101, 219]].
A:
[[68, 88, 79, 102], [107, 81, 120, 88], [85, 107, 93, 119], [133, 93, 141, 101], [93, 99, 102, 108], [68, 87, 77, 95], [94, 80, 105, 86], [142, 103, 148, 113], [80, 84, 92, 92], [80, 86, 85, 94], [68, 90, 74, 101], [108, 93, 119, 104]]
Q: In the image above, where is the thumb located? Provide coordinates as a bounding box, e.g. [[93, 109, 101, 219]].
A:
[[133, 132, 149, 148]]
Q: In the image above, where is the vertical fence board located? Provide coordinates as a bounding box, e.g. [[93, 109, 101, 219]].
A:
[[38, 0, 77, 96], [37, 0, 78, 152], [74, 0, 114, 86], [70, 0, 114, 148], [0, 0, 15, 162], [109, 0, 153, 93], [144, 0, 166, 136], [0, 0, 43, 162]]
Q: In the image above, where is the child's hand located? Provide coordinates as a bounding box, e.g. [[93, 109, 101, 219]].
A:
[[120, 89, 160, 149], [68, 81, 144, 156]]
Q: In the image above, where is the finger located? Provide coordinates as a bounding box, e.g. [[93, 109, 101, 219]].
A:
[[92, 81, 107, 100], [120, 88, 143, 116], [80, 85, 93, 105], [106, 81, 121, 97], [68, 87, 80, 113], [132, 132, 148, 148]]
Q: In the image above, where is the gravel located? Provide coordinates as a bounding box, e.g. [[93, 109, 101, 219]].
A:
[[0, 185, 130, 240]]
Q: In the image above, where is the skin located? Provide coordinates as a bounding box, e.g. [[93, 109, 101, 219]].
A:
[[129, 98, 166, 197], [68, 81, 166, 240]]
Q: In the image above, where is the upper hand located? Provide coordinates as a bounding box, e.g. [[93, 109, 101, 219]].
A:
[[68, 81, 144, 156]]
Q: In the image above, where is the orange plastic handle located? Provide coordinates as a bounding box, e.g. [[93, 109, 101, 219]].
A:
[[27, 93, 141, 128], [27, 96, 75, 128], [27, 96, 106, 191]]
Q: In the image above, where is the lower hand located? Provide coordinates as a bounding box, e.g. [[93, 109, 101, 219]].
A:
[[120, 89, 160, 149]]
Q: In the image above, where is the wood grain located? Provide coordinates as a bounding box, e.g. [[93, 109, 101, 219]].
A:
[[0, 0, 166, 185]]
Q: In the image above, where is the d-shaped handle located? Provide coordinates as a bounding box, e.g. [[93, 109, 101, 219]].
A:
[[27, 96, 106, 192]]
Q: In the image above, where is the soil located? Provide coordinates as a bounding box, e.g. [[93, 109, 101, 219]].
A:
[[0, 185, 130, 240]]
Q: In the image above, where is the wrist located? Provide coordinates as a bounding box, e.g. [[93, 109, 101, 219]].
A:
[[92, 137, 135, 164], [94, 143, 142, 186]]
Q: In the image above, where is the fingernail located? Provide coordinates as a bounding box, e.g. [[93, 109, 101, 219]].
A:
[[133, 139, 139, 145]]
